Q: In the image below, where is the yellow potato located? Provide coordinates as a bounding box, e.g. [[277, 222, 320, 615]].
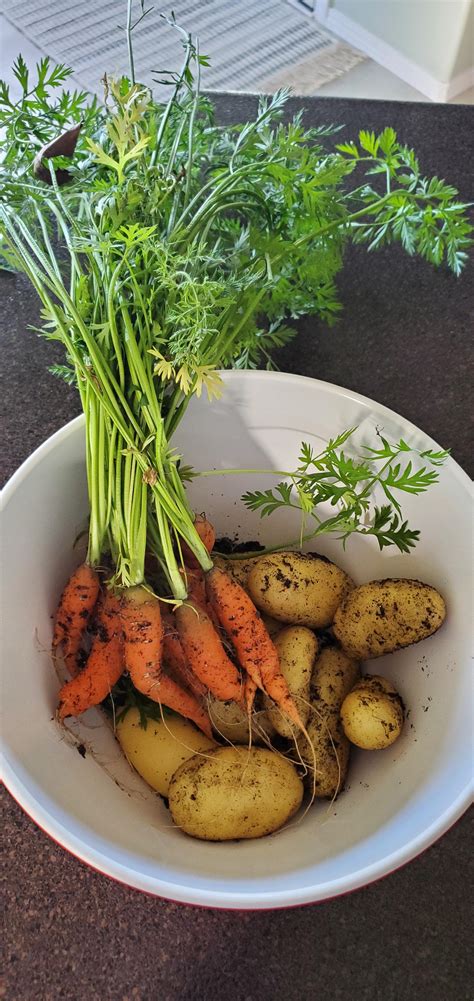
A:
[[264, 626, 319, 737], [310, 644, 360, 708], [248, 551, 354, 628], [300, 645, 360, 798], [340, 675, 404, 750], [169, 746, 303, 840], [333, 578, 446, 659], [208, 695, 276, 745], [116, 709, 215, 797]]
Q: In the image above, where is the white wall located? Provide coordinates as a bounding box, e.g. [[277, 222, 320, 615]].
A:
[[451, 0, 474, 76], [330, 0, 472, 81], [318, 0, 474, 98]]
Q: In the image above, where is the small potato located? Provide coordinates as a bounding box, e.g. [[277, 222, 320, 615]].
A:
[[208, 696, 276, 745], [264, 626, 319, 737], [310, 644, 360, 708], [248, 551, 354, 628], [341, 675, 404, 750], [300, 645, 360, 798], [333, 578, 446, 659], [169, 746, 303, 840], [116, 709, 215, 797], [303, 715, 350, 801]]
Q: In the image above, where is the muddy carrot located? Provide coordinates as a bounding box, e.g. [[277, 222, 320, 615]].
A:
[[120, 586, 164, 683], [162, 607, 208, 700], [53, 562, 100, 676], [138, 670, 212, 738], [206, 568, 304, 729], [244, 675, 258, 715], [58, 591, 124, 718], [120, 589, 211, 735], [182, 514, 216, 568], [180, 565, 221, 631], [175, 601, 242, 702], [180, 566, 207, 607]]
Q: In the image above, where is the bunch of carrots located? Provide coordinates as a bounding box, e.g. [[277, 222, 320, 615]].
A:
[[2, 12, 470, 750], [54, 515, 304, 739]]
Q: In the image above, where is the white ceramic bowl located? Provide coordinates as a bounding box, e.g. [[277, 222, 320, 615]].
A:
[[1, 372, 472, 909]]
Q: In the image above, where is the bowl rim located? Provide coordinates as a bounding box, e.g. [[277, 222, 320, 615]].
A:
[[2, 757, 471, 910], [2, 371, 472, 508], [1, 370, 473, 908]]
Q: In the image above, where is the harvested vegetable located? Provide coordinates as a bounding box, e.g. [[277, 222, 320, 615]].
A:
[[53, 563, 100, 675], [58, 633, 123, 720], [333, 578, 446, 659], [0, 7, 467, 840], [182, 515, 216, 569], [247, 551, 353, 629], [162, 607, 207, 700], [175, 601, 242, 703], [340, 675, 404, 750], [300, 645, 360, 799], [169, 746, 304, 841], [120, 587, 164, 691], [207, 694, 276, 745], [263, 626, 319, 738], [206, 567, 304, 730], [58, 590, 124, 718], [120, 586, 211, 735], [116, 709, 215, 796]]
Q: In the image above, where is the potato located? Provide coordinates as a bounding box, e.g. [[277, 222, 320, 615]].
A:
[[264, 626, 319, 737], [208, 695, 276, 745], [116, 709, 215, 796], [300, 645, 360, 798], [310, 644, 361, 707], [248, 551, 354, 628], [169, 746, 303, 840], [333, 578, 446, 659], [340, 675, 404, 750]]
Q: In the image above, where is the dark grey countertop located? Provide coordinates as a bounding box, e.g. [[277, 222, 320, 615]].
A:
[[2, 94, 473, 1001]]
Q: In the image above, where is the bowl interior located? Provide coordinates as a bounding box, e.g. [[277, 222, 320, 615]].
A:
[[1, 372, 472, 907]]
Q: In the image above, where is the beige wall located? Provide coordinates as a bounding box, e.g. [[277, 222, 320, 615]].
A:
[[330, 0, 473, 82]]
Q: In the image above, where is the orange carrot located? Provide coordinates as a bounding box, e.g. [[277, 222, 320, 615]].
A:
[[120, 589, 211, 736], [58, 591, 124, 718], [58, 634, 123, 719], [206, 568, 304, 730], [120, 586, 164, 683], [162, 607, 207, 700], [180, 566, 207, 607], [175, 601, 242, 702], [182, 514, 215, 568], [180, 565, 221, 631], [92, 588, 122, 640], [141, 670, 212, 738], [53, 562, 100, 676], [244, 675, 258, 715]]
